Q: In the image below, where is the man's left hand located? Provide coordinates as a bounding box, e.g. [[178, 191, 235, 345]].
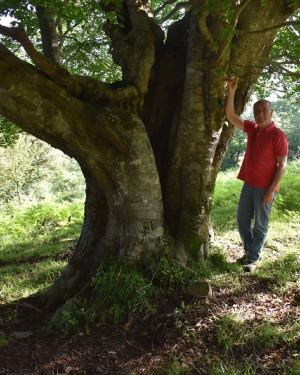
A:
[[263, 190, 275, 205]]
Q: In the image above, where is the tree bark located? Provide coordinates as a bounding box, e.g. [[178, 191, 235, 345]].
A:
[[36, 5, 60, 63], [0, 44, 163, 308]]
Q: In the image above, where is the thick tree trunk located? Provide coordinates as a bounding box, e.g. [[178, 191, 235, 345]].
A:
[[163, 16, 224, 263], [0, 44, 163, 308]]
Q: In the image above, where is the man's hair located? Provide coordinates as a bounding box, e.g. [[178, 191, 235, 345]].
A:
[[253, 99, 272, 109]]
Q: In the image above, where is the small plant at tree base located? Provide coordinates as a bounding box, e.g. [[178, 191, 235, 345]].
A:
[[49, 297, 92, 337], [146, 237, 199, 294], [91, 262, 156, 325], [0, 331, 8, 347], [48, 239, 209, 337]]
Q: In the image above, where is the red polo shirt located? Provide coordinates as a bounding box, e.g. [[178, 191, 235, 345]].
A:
[[237, 120, 289, 191]]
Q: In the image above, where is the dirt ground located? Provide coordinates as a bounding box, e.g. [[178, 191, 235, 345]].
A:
[[1, 273, 299, 375]]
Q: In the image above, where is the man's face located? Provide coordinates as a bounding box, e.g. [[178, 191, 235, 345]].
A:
[[253, 101, 273, 129]]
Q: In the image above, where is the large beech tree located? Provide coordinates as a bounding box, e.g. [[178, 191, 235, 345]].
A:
[[0, 0, 299, 308]]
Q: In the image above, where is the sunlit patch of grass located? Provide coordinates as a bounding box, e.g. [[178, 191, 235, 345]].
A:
[[208, 359, 256, 375], [214, 315, 249, 354], [0, 259, 67, 303], [212, 174, 243, 233], [0, 200, 83, 247], [0, 199, 83, 304], [213, 314, 300, 357], [147, 356, 194, 375], [256, 251, 300, 289]]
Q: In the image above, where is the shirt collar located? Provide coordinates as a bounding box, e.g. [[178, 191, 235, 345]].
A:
[[256, 122, 275, 132]]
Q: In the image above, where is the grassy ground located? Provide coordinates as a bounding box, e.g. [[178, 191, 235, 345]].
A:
[[0, 200, 84, 303], [0, 160, 299, 374]]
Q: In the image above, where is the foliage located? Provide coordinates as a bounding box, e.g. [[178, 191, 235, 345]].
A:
[[208, 361, 255, 375], [215, 315, 248, 354], [0, 199, 83, 252], [0, 116, 23, 148], [0, 259, 66, 303], [0, 133, 85, 208], [0, 199, 83, 303], [272, 159, 300, 214], [287, 359, 300, 375], [221, 129, 246, 171], [49, 297, 91, 338], [0, 0, 121, 81], [254, 11, 300, 101], [49, 242, 202, 336], [149, 356, 193, 375], [1, 1, 299, 91], [255, 251, 300, 288], [147, 238, 198, 292], [0, 133, 53, 204], [273, 99, 300, 160]]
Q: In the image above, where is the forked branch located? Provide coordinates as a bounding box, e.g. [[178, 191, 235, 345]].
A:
[[0, 24, 138, 105]]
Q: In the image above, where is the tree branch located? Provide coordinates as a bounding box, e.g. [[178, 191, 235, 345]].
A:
[[232, 62, 300, 78], [36, 5, 60, 63], [209, 0, 253, 67], [154, 0, 179, 16], [0, 25, 139, 105], [191, 0, 215, 46], [235, 0, 253, 18], [239, 20, 300, 34], [0, 24, 62, 77], [158, 2, 190, 24]]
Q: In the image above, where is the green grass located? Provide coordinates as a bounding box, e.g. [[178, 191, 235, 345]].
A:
[[0, 199, 83, 302], [0, 259, 67, 303], [215, 315, 300, 354]]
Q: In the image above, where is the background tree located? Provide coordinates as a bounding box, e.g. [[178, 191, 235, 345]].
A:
[[0, 133, 85, 207], [0, 116, 23, 148], [0, 0, 299, 309], [273, 98, 300, 160]]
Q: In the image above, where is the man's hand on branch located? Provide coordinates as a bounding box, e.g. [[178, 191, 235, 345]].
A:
[[227, 77, 238, 93]]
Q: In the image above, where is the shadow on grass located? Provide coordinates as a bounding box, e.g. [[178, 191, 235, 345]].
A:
[[0, 238, 77, 266]]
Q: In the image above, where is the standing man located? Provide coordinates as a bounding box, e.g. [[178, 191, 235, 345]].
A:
[[226, 77, 289, 272]]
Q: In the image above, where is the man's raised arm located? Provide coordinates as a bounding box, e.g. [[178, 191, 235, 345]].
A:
[[226, 77, 244, 130]]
